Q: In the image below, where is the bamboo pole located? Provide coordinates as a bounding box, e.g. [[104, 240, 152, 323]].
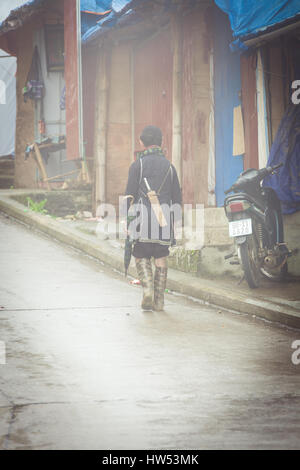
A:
[[44, 169, 81, 182]]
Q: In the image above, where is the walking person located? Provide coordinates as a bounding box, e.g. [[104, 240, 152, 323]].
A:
[[125, 126, 182, 311]]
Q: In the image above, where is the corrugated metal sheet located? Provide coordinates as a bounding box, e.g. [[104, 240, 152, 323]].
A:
[[134, 28, 173, 159]]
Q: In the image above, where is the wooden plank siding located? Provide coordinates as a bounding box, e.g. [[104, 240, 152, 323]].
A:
[[92, 7, 213, 208], [181, 8, 212, 205], [106, 45, 132, 207], [134, 28, 173, 160]]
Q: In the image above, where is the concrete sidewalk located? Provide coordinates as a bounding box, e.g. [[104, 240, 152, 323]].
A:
[[0, 189, 300, 329]]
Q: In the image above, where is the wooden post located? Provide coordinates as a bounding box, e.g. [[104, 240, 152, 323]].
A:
[[94, 47, 110, 213], [33, 143, 51, 191], [171, 14, 183, 185]]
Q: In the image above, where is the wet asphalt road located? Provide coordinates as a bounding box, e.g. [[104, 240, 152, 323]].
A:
[[0, 213, 300, 450]]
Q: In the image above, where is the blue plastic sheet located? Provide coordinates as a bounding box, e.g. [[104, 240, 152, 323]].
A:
[[214, 8, 244, 206], [215, 0, 300, 40], [263, 104, 300, 214], [81, 0, 112, 12], [82, 0, 133, 43], [80, 0, 129, 13]]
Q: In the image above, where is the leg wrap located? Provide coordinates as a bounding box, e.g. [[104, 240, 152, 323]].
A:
[[153, 267, 168, 311], [135, 258, 153, 310]]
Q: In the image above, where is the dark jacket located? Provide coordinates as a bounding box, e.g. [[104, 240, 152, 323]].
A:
[[125, 147, 182, 245]]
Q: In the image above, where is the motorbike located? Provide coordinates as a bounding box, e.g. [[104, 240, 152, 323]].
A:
[[224, 163, 295, 289]]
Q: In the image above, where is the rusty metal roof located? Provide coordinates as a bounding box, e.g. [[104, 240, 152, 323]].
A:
[[0, 0, 47, 36]]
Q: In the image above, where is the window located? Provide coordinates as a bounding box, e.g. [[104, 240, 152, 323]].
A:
[[44, 24, 64, 72]]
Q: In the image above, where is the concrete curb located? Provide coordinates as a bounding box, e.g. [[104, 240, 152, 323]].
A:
[[1, 192, 300, 329]]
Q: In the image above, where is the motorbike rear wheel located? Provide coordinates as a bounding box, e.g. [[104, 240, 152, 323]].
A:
[[239, 235, 261, 289]]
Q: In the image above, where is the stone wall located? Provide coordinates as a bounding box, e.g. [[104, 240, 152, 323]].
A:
[[283, 212, 300, 276], [11, 190, 92, 218]]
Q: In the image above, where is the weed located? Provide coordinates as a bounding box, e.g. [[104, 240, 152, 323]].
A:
[[26, 197, 48, 215]]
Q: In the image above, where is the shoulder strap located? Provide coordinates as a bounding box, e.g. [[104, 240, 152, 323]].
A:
[[157, 165, 172, 196], [139, 158, 172, 196], [139, 158, 147, 197], [139, 158, 143, 185]]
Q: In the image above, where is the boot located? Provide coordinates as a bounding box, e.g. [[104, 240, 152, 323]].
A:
[[153, 267, 168, 311], [135, 258, 153, 310]]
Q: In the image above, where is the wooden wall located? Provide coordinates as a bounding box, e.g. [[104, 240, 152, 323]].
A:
[[181, 8, 211, 205], [134, 28, 173, 160], [92, 6, 213, 208], [106, 45, 132, 206]]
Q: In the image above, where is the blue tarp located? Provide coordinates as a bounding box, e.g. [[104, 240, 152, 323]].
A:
[[214, 7, 244, 206], [263, 104, 300, 215], [82, 0, 133, 43], [81, 0, 130, 13], [81, 0, 112, 12], [215, 0, 300, 39]]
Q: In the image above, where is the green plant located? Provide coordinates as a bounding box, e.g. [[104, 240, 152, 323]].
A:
[[26, 197, 48, 215]]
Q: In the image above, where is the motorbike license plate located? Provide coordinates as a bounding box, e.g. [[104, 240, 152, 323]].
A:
[[229, 218, 252, 238]]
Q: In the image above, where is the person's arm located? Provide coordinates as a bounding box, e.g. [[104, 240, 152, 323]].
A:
[[122, 160, 140, 217], [125, 161, 140, 200]]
